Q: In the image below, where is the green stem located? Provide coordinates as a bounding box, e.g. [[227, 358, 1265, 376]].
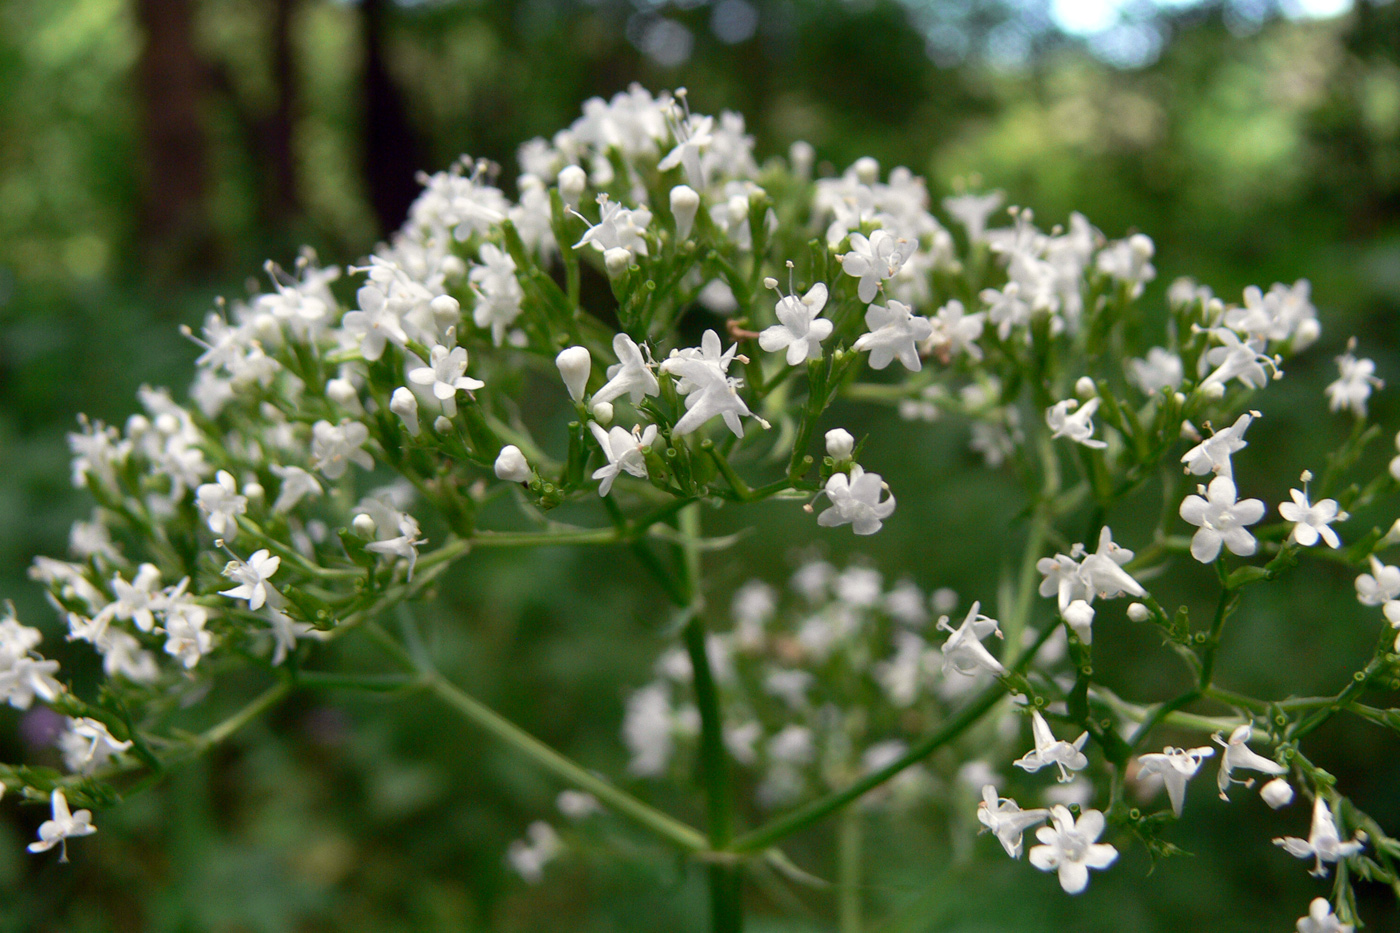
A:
[[838, 807, 863, 933]]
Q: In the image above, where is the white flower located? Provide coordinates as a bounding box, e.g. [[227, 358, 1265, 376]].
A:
[[669, 184, 700, 240], [1325, 349, 1382, 417], [593, 333, 659, 407], [590, 422, 657, 496], [270, 464, 323, 514], [1014, 711, 1089, 783], [1096, 233, 1156, 296], [817, 465, 896, 536], [1181, 411, 1257, 479], [310, 420, 374, 480], [266, 608, 314, 666], [1261, 778, 1295, 809], [470, 244, 525, 345], [1046, 398, 1107, 449], [1274, 795, 1365, 877], [978, 785, 1050, 859], [759, 282, 832, 365], [58, 717, 132, 774], [555, 346, 592, 402], [408, 344, 485, 416], [1179, 476, 1266, 563], [390, 386, 420, 435], [1279, 486, 1345, 548], [1296, 898, 1353, 933], [838, 230, 913, 303], [926, 299, 985, 362], [1028, 805, 1118, 894], [1077, 526, 1146, 602], [508, 821, 563, 884], [943, 190, 1003, 244], [219, 548, 281, 611], [28, 789, 96, 861], [853, 300, 933, 372], [1125, 346, 1183, 396], [661, 330, 762, 437], [364, 512, 426, 580], [573, 194, 651, 257], [1136, 746, 1214, 817], [341, 285, 408, 361], [1199, 328, 1280, 393], [1213, 723, 1286, 798], [195, 470, 248, 538], [494, 445, 532, 483], [163, 600, 214, 669], [104, 563, 164, 632], [937, 601, 1005, 676]]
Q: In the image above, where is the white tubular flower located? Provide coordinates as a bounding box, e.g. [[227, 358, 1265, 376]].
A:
[[555, 346, 592, 402], [1274, 795, 1365, 877], [162, 600, 214, 669], [853, 300, 933, 372], [494, 445, 532, 484], [1279, 485, 1345, 548], [389, 386, 421, 435], [1136, 746, 1215, 817], [573, 194, 651, 257], [1199, 328, 1280, 393], [1325, 349, 1382, 417], [817, 465, 896, 536], [937, 601, 1005, 676], [593, 333, 659, 407], [759, 282, 832, 365], [270, 464, 323, 514], [661, 330, 763, 437], [195, 470, 248, 539], [1028, 805, 1118, 894], [1045, 398, 1108, 449], [408, 344, 485, 417], [28, 790, 96, 862], [1014, 711, 1089, 783], [590, 422, 657, 496], [58, 717, 132, 774], [310, 420, 373, 480], [838, 230, 912, 302], [219, 548, 281, 612], [1181, 411, 1257, 478], [1213, 723, 1286, 798], [927, 299, 985, 362], [1179, 476, 1266, 563], [365, 511, 426, 580], [1078, 527, 1146, 601], [266, 608, 314, 666], [978, 785, 1050, 859], [1296, 898, 1353, 933], [669, 184, 700, 240]]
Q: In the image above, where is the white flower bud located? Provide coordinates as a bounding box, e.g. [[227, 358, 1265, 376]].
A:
[[670, 185, 700, 240], [242, 482, 265, 501], [430, 294, 461, 329], [352, 513, 377, 538], [825, 428, 855, 461], [789, 141, 815, 180], [931, 587, 958, 615], [390, 387, 420, 435], [325, 378, 362, 413], [433, 416, 453, 435], [1075, 376, 1097, 399], [555, 346, 592, 402], [1383, 518, 1400, 546], [494, 445, 532, 483], [441, 255, 467, 280], [1260, 778, 1294, 809], [591, 400, 614, 425], [1202, 381, 1226, 400], [1126, 602, 1150, 622], [1294, 318, 1320, 350], [604, 247, 632, 279], [853, 156, 880, 185], [558, 165, 587, 209]]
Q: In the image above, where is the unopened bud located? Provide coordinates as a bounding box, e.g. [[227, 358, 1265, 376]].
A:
[[853, 156, 880, 185], [825, 428, 855, 462], [242, 482, 265, 501], [325, 378, 362, 413], [555, 346, 592, 402], [390, 387, 420, 435], [430, 294, 461, 329], [1260, 778, 1294, 809], [352, 513, 377, 538], [1294, 318, 1320, 350], [1126, 602, 1150, 623], [558, 165, 587, 209], [494, 445, 532, 484], [670, 185, 700, 240], [789, 141, 815, 180], [1075, 376, 1097, 399], [591, 400, 614, 425], [433, 415, 453, 435], [604, 247, 632, 279]]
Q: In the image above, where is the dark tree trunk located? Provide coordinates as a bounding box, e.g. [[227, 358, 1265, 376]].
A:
[[265, 0, 299, 227], [362, 0, 427, 238]]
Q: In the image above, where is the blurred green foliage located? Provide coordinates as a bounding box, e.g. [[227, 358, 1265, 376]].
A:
[[1, 1, 1399, 930]]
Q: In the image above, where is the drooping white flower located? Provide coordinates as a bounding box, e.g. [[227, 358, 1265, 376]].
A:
[[219, 549, 281, 612], [838, 230, 913, 303], [817, 465, 896, 536], [195, 470, 248, 538], [1028, 805, 1118, 894], [1179, 476, 1266, 563], [28, 789, 96, 861], [270, 464, 323, 514], [1274, 795, 1365, 877], [1136, 746, 1215, 817], [1213, 723, 1286, 798], [589, 422, 657, 496], [1181, 411, 1257, 479], [1014, 711, 1089, 783], [1046, 398, 1108, 449], [310, 420, 374, 480], [977, 785, 1050, 859], [937, 601, 1005, 676], [1325, 349, 1383, 417], [853, 300, 933, 372], [1279, 484, 1345, 548], [759, 282, 832, 365], [593, 333, 660, 407], [58, 717, 132, 774], [1295, 898, 1353, 933]]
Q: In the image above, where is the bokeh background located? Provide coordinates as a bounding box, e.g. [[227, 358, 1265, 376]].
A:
[[2, 0, 1400, 930]]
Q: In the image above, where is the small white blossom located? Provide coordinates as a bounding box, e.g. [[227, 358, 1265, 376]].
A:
[[669, 184, 700, 239], [310, 420, 374, 480], [58, 717, 132, 774], [1274, 795, 1365, 877], [1046, 398, 1108, 449], [1262, 778, 1295, 809], [1136, 746, 1214, 817], [853, 300, 933, 372], [1325, 349, 1383, 417], [507, 820, 564, 884], [219, 549, 281, 611], [555, 346, 592, 402], [1213, 723, 1286, 798], [270, 464, 323, 514], [937, 601, 1005, 676], [838, 230, 912, 303], [1014, 711, 1089, 783], [1279, 485, 1345, 548], [593, 333, 659, 407], [1295, 898, 1353, 933], [390, 386, 420, 435], [1126, 347, 1183, 395], [759, 282, 832, 365], [1181, 411, 1257, 479], [408, 344, 485, 417], [943, 191, 1003, 244], [195, 470, 248, 539], [978, 785, 1050, 859], [1179, 476, 1266, 563], [574, 194, 651, 257], [28, 790, 96, 862], [364, 512, 426, 580], [1028, 805, 1118, 894], [817, 465, 896, 536], [590, 423, 657, 496], [661, 330, 763, 437], [824, 428, 855, 461]]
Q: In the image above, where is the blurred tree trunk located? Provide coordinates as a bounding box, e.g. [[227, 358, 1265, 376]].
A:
[[133, 0, 215, 273], [362, 0, 426, 238], [265, 0, 299, 228]]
